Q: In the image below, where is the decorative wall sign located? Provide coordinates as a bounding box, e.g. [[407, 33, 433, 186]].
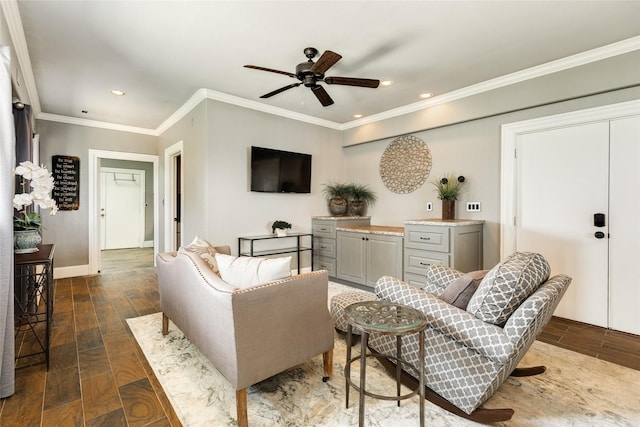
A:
[[52, 155, 80, 210], [379, 135, 432, 194]]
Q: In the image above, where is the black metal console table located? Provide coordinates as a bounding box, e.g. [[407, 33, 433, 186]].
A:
[[14, 243, 55, 369], [237, 233, 313, 274]]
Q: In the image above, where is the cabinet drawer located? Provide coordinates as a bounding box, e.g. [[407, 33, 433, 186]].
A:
[[313, 221, 336, 238], [314, 237, 336, 257], [404, 225, 450, 252], [404, 249, 449, 276], [314, 256, 336, 277]]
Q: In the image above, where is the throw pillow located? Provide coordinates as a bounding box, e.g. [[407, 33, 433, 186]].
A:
[[215, 253, 291, 288], [439, 269, 488, 310], [178, 236, 220, 274], [467, 252, 551, 325]]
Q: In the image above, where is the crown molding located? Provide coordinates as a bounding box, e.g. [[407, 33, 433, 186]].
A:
[[6, 0, 638, 137], [1, 0, 40, 115], [201, 89, 343, 130], [340, 36, 640, 130], [38, 112, 158, 136]]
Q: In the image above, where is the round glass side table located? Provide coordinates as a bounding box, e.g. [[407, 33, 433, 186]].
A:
[[344, 300, 427, 427]]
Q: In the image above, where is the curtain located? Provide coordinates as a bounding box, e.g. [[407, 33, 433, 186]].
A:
[[0, 46, 16, 398]]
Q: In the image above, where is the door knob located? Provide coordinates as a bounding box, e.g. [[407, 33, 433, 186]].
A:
[[594, 231, 605, 239]]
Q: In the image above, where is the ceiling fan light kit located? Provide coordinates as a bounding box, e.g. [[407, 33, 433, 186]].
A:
[[244, 47, 380, 107]]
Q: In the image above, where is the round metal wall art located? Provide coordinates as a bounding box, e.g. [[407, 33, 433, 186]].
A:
[[379, 135, 432, 194]]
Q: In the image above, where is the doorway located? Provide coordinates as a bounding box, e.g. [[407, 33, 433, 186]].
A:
[[88, 150, 159, 274], [164, 141, 183, 252], [100, 167, 145, 250], [501, 100, 640, 335]]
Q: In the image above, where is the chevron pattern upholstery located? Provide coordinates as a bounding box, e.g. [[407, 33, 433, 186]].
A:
[[367, 253, 571, 415]]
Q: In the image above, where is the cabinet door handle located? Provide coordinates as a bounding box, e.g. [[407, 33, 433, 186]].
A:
[[420, 237, 431, 241], [419, 262, 430, 266]]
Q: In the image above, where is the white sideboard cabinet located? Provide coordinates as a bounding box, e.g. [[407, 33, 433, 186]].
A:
[[312, 216, 370, 277], [404, 219, 484, 289], [336, 226, 404, 288]]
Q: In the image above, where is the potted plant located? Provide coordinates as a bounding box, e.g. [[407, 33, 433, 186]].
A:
[[322, 182, 350, 216], [431, 173, 466, 220], [346, 183, 377, 216], [13, 161, 58, 253], [271, 220, 292, 237]]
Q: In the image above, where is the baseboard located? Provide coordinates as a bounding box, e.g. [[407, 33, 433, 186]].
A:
[[143, 240, 154, 248], [54, 264, 91, 279]]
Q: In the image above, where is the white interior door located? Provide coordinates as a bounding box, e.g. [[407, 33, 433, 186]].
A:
[[516, 122, 610, 327], [609, 116, 640, 335], [100, 168, 145, 250]]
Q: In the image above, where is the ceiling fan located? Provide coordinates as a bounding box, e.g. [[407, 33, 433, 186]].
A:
[[244, 47, 380, 107]]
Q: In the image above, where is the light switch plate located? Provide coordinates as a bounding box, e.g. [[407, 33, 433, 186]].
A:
[[466, 202, 481, 212]]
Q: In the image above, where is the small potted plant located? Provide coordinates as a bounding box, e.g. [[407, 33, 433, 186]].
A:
[[346, 183, 377, 216], [271, 220, 292, 237], [322, 182, 350, 216], [431, 173, 466, 220]]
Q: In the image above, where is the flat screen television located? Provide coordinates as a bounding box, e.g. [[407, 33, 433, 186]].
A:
[[250, 146, 312, 193]]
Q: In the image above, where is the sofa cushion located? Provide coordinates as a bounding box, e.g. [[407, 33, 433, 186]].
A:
[[439, 269, 488, 310], [467, 252, 550, 325], [178, 236, 221, 274], [215, 253, 291, 288]]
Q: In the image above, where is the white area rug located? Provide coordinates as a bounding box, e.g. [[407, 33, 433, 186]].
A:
[[127, 283, 640, 426]]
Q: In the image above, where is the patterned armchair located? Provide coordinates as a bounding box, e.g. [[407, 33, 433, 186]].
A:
[[367, 252, 571, 423]]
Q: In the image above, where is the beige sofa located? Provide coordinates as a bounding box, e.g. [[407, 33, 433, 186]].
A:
[[156, 245, 334, 427]]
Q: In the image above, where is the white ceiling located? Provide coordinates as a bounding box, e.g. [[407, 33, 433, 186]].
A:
[[8, 1, 640, 133]]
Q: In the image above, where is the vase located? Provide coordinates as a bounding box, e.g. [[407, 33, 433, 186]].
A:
[[275, 229, 287, 237], [328, 197, 348, 216], [14, 229, 42, 254], [348, 200, 365, 216], [442, 200, 455, 220]]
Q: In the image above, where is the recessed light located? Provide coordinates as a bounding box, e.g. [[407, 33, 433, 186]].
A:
[[110, 89, 125, 96], [419, 92, 434, 99], [353, 114, 363, 119], [380, 80, 393, 87]]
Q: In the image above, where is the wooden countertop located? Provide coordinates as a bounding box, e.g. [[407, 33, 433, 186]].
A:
[[335, 225, 404, 237], [405, 218, 484, 226]]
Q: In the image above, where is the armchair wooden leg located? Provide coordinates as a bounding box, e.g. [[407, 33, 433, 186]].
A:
[[162, 312, 169, 336], [511, 366, 546, 377], [236, 389, 248, 427], [322, 350, 333, 382]]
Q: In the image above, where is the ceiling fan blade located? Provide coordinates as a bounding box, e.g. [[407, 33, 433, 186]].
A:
[[311, 85, 334, 106], [310, 50, 342, 75], [244, 65, 296, 78], [260, 83, 302, 98], [324, 76, 380, 88]]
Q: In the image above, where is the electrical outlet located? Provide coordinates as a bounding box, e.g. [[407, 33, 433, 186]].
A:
[[466, 202, 481, 212], [426, 202, 433, 211]]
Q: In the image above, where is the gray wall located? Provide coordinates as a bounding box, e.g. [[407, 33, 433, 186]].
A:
[[36, 120, 157, 267], [158, 99, 344, 269], [31, 50, 640, 273], [343, 52, 640, 268], [100, 158, 154, 242]]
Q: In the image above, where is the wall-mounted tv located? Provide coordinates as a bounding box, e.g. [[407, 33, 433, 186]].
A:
[[250, 146, 312, 193]]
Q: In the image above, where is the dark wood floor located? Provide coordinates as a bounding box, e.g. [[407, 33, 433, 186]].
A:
[[1, 254, 639, 426]]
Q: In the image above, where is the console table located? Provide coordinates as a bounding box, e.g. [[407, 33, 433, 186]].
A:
[[238, 233, 313, 274], [14, 243, 55, 369]]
